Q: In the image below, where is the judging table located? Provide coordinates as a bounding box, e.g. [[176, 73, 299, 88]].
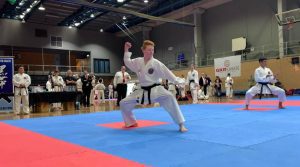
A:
[[1, 92, 78, 112]]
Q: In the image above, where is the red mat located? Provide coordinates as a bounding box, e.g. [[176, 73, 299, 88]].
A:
[[98, 120, 169, 129], [0, 122, 145, 167], [209, 100, 300, 106]]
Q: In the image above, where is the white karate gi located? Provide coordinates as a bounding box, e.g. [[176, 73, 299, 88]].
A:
[[168, 82, 177, 98], [225, 76, 234, 98], [94, 83, 106, 103], [179, 78, 186, 97], [46, 80, 52, 92], [245, 66, 286, 105], [120, 52, 185, 126], [90, 76, 96, 104], [186, 70, 199, 104], [13, 73, 31, 114], [108, 84, 114, 99], [198, 89, 209, 100], [52, 75, 65, 108]]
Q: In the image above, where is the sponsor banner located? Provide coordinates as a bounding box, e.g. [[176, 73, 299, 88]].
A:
[[214, 55, 241, 78], [0, 57, 14, 112]]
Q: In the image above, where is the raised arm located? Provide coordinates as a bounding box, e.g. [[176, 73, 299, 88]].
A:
[[123, 42, 138, 73]]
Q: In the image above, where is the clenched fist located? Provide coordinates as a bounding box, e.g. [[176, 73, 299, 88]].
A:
[[124, 42, 132, 52]]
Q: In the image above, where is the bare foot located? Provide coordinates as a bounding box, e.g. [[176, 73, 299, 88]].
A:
[[179, 124, 188, 133], [279, 102, 285, 109], [125, 123, 138, 128]]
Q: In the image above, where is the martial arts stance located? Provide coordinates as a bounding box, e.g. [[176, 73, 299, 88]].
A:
[[245, 57, 286, 109], [13, 66, 31, 115], [120, 40, 188, 132], [186, 64, 199, 104]]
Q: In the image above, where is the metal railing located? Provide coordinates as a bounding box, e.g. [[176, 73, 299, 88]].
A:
[[14, 64, 90, 75], [12, 40, 300, 74], [162, 40, 300, 70]]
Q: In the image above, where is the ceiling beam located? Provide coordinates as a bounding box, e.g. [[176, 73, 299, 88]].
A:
[[56, 0, 195, 27]]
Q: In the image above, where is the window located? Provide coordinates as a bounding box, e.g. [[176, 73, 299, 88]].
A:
[[94, 59, 110, 73], [50, 36, 62, 47]]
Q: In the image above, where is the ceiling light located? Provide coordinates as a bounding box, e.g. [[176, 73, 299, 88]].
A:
[[122, 16, 126, 20], [26, 8, 31, 12], [144, 0, 149, 3], [74, 23, 80, 26], [20, 15, 25, 19], [117, 0, 124, 2], [38, 4, 45, 11], [100, 29, 103, 32], [90, 13, 95, 18]]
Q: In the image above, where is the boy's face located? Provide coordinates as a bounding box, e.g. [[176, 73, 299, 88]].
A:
[[259, 60, 267, 67], [142, 45, 154, 58]]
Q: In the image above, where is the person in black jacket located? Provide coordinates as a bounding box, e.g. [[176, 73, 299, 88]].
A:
[[81, 73, 93, 107]]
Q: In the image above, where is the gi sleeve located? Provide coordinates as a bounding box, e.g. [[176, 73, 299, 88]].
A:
[[160, 63, 184, 85], [124, 52, 138, 73]]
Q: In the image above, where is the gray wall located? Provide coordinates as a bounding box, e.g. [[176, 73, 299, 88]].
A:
[[0, 19, 123, 75], [203, 0, 279, 55], [146, 0, 300, 67], [150, 14, 195, 68]]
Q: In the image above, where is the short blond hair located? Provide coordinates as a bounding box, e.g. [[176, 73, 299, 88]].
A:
[[141, 40, 155, 49]]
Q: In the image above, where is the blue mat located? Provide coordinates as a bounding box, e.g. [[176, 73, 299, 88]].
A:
[[2, 96, 300, 166]]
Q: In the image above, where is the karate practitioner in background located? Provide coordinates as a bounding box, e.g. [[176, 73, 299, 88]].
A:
[[225, 73, 234, 98], [245, 57, 286, 109], [186, 64, 199, 104], [52, 70, 65, 110], [94, 78, 106, 104], [13, 66, 31, 115], [120, 40, 188, 132]]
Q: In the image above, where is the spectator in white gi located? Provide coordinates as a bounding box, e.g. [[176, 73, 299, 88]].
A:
[[13, 66, 31, 115], [225, 73, 234, 98], [186, 64, 199, 104], [94, 78, 106, 104], [52, 70, 65, 110], [108, 81, 114, 99]]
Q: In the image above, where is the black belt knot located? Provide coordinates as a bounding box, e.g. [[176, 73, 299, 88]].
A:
[[258, 82, 272, 99], [140, 83, 160, 104]]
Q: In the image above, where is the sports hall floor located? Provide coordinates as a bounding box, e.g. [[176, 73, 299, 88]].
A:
[[1, 96, 300, 167]]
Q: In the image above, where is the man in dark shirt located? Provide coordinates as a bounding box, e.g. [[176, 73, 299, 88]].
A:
[[65, 70, 77, 92], [81, 72, 93, 107]]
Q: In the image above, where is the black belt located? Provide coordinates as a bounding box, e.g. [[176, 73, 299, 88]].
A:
[[189, 80, 195, 87], [141, 83, 160, 104], [258, 82, 272, 99]]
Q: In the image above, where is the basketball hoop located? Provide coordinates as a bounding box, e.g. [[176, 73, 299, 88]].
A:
[[287, 20, 295, 30], [286, 16, 296, 30]]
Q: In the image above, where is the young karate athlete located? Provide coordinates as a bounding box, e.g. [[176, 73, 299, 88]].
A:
[[120, 40, 188, 132]]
